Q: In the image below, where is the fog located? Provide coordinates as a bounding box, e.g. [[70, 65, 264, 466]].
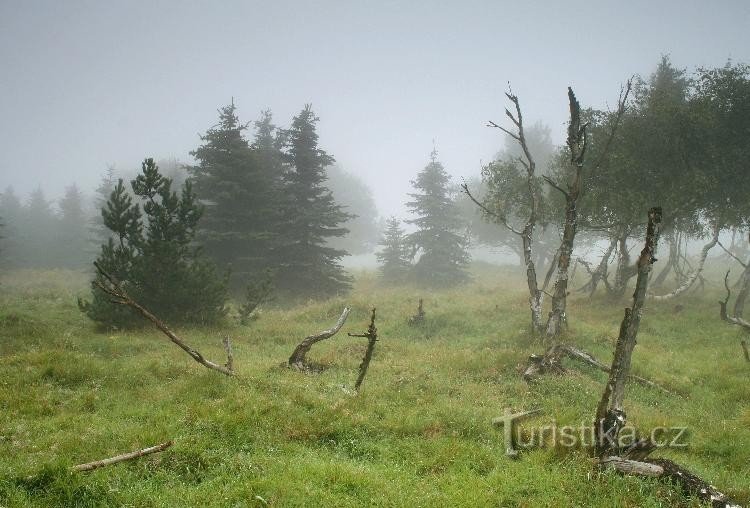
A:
[[2, 0, 748, 218]]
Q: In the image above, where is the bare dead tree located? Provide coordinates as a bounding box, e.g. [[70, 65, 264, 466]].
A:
[[288, 307, 351, 371], [348, 308, 378, 391], [462, 90, 545, 333], [545, 82, 632, 338], [649, 222, 720, 301], [72, 440, 173, 473], [590, 209, 739, 507], [93, 262, 234, 376], [595, 206, 662, 457]]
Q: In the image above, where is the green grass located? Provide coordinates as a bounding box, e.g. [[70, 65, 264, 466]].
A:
[[0, 266, 748, 507]]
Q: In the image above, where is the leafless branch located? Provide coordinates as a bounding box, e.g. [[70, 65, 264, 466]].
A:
[[93, 262, 234, 376], [72, 441, 173, 473]]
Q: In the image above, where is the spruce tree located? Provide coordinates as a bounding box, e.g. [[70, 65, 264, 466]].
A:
[[22, 187, 57, 268], [57, 184, 89, 268], [376, 217, 411, 283], [90, 165, 117, 245], [277, 105, 352, 296], [81, 158, 227, 328], [406, 149, 470, 287], [190, 102, 283, 290]]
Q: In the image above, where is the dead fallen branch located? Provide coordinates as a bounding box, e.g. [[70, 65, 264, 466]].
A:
[[72, 441, 173, 473], [288, 307, 351, 371], [348, 308, 378, 391], [562, 345, 672, 394], [93, 262, 234, 376]]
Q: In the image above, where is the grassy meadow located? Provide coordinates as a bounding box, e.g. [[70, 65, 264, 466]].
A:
[[0, 264, 748, 507]]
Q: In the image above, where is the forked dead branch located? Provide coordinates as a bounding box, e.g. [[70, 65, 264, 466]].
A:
[[93, 262, 234, 376]]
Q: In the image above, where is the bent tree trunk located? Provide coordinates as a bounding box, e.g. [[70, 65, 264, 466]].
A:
[[577, 236, 617, 297], [288, 307, 351, 370], [650, 223, 720, 301], [609, 227, 637, 299]]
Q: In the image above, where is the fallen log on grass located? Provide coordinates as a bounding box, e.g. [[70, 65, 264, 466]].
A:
[[72, 441, 173, 473], [93, 262, 234, 376], [288, 307, 351, 371]]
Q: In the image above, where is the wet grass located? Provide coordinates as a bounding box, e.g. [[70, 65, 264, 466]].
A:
[[0, 266, 747, 507]]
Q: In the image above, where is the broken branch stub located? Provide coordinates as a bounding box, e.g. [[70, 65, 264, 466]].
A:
[[93, 262, 234, 376], [348, 307, 378, 391], [288, 307, 351, 371]]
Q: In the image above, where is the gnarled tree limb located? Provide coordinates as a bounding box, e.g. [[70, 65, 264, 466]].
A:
[[288, 307, 351, 370], [93, 262, 234, 376]]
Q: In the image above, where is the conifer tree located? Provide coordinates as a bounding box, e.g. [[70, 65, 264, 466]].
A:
[[81, 158, 227, 328], [90, 165, 117, 245], [406, 149, 470, 287], [276, 105, 352, 296], [190, 102, 284, 289], [22, 187, 57, 268], [376, 217, 411, 283], [57, 184, 89, 268]]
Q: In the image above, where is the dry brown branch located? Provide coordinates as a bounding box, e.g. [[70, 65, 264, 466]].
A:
[[348, 308, 378, 391], [288, 307, 351, 370], [598, 456, 664, 477], [93, 262, 234, 376], [717, 240, 747, 268], [72, 441, 173, 473]]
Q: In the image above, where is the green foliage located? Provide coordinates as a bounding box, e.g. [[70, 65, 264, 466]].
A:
[[275, 105, 353, 296], [406, 150, 470, 287], [375, 217, 411, 283], [1, 266, 748, 506], [190, 103, 285, 291], [80, 158, 227, 328]]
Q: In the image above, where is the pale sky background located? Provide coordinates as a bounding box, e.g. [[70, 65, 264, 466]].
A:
[[1, 0, 748, 218]]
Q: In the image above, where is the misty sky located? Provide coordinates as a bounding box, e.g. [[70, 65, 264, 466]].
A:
[[1, 0, 748, 218]]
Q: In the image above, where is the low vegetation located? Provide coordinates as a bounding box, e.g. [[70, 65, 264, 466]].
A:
[[0, 266, 747, 507]]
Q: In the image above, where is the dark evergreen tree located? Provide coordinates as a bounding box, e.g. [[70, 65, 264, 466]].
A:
[[376, 217, 411, 283], [190, 102, 284, 290], [406, 149, 470, 287], [80, 158, 227, 328], [276, 105, 352, 296], [57, 184, 89, 268]]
